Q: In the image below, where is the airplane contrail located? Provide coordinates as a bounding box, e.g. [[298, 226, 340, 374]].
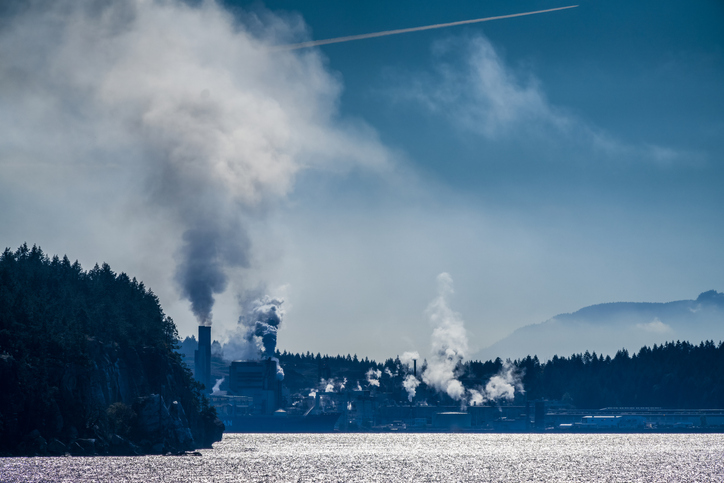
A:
[[273, 5, 578, 51]]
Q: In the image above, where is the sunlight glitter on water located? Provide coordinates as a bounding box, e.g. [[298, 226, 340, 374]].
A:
[[2, 433, 724, 482]]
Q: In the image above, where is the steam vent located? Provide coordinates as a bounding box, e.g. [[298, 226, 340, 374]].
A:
[[194, 326, 212, 391]]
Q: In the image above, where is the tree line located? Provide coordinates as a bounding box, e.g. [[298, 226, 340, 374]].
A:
[[273, 340, 724, 409]]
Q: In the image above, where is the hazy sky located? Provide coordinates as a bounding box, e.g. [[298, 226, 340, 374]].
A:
[[1, 0, 722, 361]]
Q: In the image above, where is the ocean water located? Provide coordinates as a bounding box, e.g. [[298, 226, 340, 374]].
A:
[[2, 433, 723, 482]]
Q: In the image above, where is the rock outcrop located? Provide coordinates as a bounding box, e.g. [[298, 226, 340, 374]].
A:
[[0, 244, 225, 456], [0, 338, 224, 456]]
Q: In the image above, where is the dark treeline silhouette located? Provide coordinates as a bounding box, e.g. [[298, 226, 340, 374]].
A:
[[511, 341, 724, 408], [276, 351, 385, 393], [274, 341, 724, 409], [0, 244, 221, 455]]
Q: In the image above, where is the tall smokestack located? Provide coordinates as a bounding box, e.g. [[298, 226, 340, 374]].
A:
[[414, 359, 417, 378], [195, 326, 212, 391]]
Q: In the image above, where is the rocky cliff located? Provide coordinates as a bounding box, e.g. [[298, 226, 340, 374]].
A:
[[0, 245, 224, 456], [1, 335, 224, 456]]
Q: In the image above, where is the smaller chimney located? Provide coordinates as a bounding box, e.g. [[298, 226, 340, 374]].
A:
[[413, 359, 417, 378]]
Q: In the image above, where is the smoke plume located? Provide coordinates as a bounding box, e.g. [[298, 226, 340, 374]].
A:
[[419, 273, 524, 404], [176, 222, 251, 326], [421, 273, 468, 400], [0, 0, 391, 331], [483, 362, 524, 401], [246, 297, 284, 357], [366, 368, 382, 387], [322, 377, 346, 393], [403, 375, 421, 402]]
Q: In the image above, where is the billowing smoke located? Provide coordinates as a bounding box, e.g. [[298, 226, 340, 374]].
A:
[[366, 368, 382, 387], [322, 377, 346, 393], [0, 0, 391, 332], [484, 362, 524, 401], [176, 223, 251, 326], [467, 362, 524, 405], [403, 375, 421, 402], [247, 297, 284, 357], [421, 273, 468, 400], [222, 296, 285, 378], [419, 273, 524, 404]]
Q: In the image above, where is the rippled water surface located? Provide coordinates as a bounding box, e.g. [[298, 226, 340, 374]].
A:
[[3, 433, 724, 482]]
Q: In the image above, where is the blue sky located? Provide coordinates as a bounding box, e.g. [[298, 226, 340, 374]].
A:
[[1, 0, 722, 360]]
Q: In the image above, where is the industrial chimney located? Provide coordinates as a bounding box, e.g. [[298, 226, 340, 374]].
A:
[[194, 326, 211, 392]]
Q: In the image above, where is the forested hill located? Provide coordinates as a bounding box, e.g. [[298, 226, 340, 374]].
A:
[[0, 244, 223, 456]]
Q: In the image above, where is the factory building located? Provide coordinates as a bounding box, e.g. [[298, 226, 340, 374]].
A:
[[228, 359, 283, 415]]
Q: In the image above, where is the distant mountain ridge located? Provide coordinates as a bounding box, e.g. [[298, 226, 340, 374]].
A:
[[475, 291, 724, 362]]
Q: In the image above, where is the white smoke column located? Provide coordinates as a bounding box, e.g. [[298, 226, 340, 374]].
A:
[[211, 377, 225, 395], [484, 362, 524, 401], [468, 389, 485, 406], [270, 356, 285, 381], [0, 0, 391, 329], [366, 368, 382, 387], [403, 375, 421, 402], [421, 273, 468, 400]]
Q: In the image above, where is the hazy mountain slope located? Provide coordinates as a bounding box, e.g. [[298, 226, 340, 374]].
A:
[[475, 291, 724, 361]]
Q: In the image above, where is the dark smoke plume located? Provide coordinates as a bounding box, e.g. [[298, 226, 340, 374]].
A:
[[248, 297, 284, 356], [175, 221, 251, 326]]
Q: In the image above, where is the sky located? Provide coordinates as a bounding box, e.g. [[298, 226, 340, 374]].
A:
[[1, 0, 722, 362]]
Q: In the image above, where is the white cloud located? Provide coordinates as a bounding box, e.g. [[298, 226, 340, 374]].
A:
[[636, 318, 673, 334], [396, 35, 697, 167]]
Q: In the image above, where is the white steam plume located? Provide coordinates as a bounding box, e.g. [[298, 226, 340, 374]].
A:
[[419, 273, 524, 404], [322, 377, 346, 393], [403, 375, 421, 402], [0, 0, 391, 329], [366, 368, 382, 387], [421, 273, 468, 400], [484, 362, 524, 401]]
